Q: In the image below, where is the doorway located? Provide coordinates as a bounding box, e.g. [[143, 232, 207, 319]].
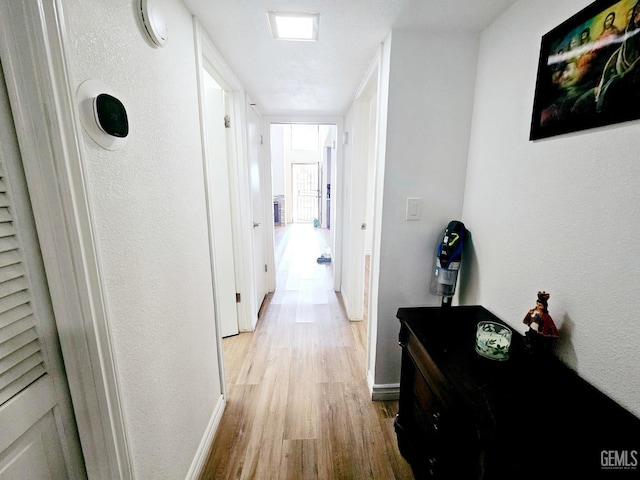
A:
[[269, 123, 337, 283], [291, 163, 319, 223], [270, 124, 334, 227], [201, 64, 239, 339]]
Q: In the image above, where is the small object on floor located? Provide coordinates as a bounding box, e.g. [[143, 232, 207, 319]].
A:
[[317, 253, 331, 263], [317, 247, 332, 263]]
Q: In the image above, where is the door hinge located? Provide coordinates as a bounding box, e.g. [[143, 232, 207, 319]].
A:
[[236, 293, 241, 303], [264, 264, 268, 273], [224, 115, 231, 128], [260, 134, 263, 145]]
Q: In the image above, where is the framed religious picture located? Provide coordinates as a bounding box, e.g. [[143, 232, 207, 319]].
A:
[[530, 0, 640, 140]]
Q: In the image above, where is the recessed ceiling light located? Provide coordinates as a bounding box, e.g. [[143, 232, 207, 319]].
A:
[[268, 11, 319, 41]]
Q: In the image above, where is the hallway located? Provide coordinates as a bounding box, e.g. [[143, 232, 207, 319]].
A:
[[200, 223, 413, 479]]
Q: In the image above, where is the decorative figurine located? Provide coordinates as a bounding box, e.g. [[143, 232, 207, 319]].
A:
[[523, 291, 559, 352]]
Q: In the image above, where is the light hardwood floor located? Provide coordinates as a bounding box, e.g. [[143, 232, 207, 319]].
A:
[[199, 223, 414, 479]]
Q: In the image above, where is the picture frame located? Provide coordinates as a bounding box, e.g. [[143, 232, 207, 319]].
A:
[[530, 0, 640, 140]]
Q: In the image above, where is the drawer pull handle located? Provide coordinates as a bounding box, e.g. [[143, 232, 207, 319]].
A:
[[428, 457, 437, 475], [432, 412, 441, 429]]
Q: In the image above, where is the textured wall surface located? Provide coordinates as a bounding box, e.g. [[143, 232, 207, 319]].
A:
[[462, 0, 640, 417], [374, 29, 479, 384], [62, 0, 222, 477]]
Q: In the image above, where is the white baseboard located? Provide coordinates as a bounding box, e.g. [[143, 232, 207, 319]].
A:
[[371, 383, 400, 401], [340, 290, 364, 322], [341, 289, 351, 318], [185, 394, 226, 480]]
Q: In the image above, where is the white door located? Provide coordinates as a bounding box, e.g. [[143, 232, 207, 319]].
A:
[[0, 62, 85, 478], [203, 69, 239, 338], [246, 105, 266, 314]]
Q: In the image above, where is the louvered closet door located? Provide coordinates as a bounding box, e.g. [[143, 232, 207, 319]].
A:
[[0, 202, 46, 405], [0, 60, 84, 479]]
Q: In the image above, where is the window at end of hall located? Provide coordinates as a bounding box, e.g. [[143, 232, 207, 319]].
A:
[[291, 125, 319, 151]]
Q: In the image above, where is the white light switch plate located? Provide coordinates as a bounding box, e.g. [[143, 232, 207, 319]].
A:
[[406, 197, 421, 221]]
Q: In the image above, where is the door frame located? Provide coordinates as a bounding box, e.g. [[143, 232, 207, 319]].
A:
[[246, 102, 270, 322], [263, 117, 344, 293], [193, 20, 257, 334], [341, 58, 380, 323], [0, 1, 132, 478], [193, 20, 234, 400], [361, 42, 391, 400], [198, 65, 239, 339]]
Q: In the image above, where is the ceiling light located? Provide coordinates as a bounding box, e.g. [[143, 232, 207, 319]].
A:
[[268, 11, 319, 41]]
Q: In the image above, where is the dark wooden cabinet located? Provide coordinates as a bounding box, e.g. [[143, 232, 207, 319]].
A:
[[394, 306, 640, 479]]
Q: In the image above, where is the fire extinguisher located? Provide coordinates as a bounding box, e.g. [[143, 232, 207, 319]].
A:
[[431, 220, 465, 307]]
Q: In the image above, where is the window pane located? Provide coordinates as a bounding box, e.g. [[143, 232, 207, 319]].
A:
[[291, 125, 318, 151]]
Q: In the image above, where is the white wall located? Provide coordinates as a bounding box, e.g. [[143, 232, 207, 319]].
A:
[[61, 0, 222, 477], [270, 124, 285, 196], [462, 0, 640, 417], [373, 29, 479, 385]]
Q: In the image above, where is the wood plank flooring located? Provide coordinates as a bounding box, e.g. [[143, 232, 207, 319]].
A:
[[199, 223, 413, 479]]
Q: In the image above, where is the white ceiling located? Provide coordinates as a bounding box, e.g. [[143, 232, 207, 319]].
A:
[[182, 0, 518, 116]]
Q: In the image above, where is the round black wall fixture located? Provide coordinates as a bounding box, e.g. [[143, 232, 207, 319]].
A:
[[77, 79, 129, 151]]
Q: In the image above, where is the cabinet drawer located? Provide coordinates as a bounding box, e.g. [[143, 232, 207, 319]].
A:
[[405, 329, 451, 406], [408, 366, 447, 435]]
